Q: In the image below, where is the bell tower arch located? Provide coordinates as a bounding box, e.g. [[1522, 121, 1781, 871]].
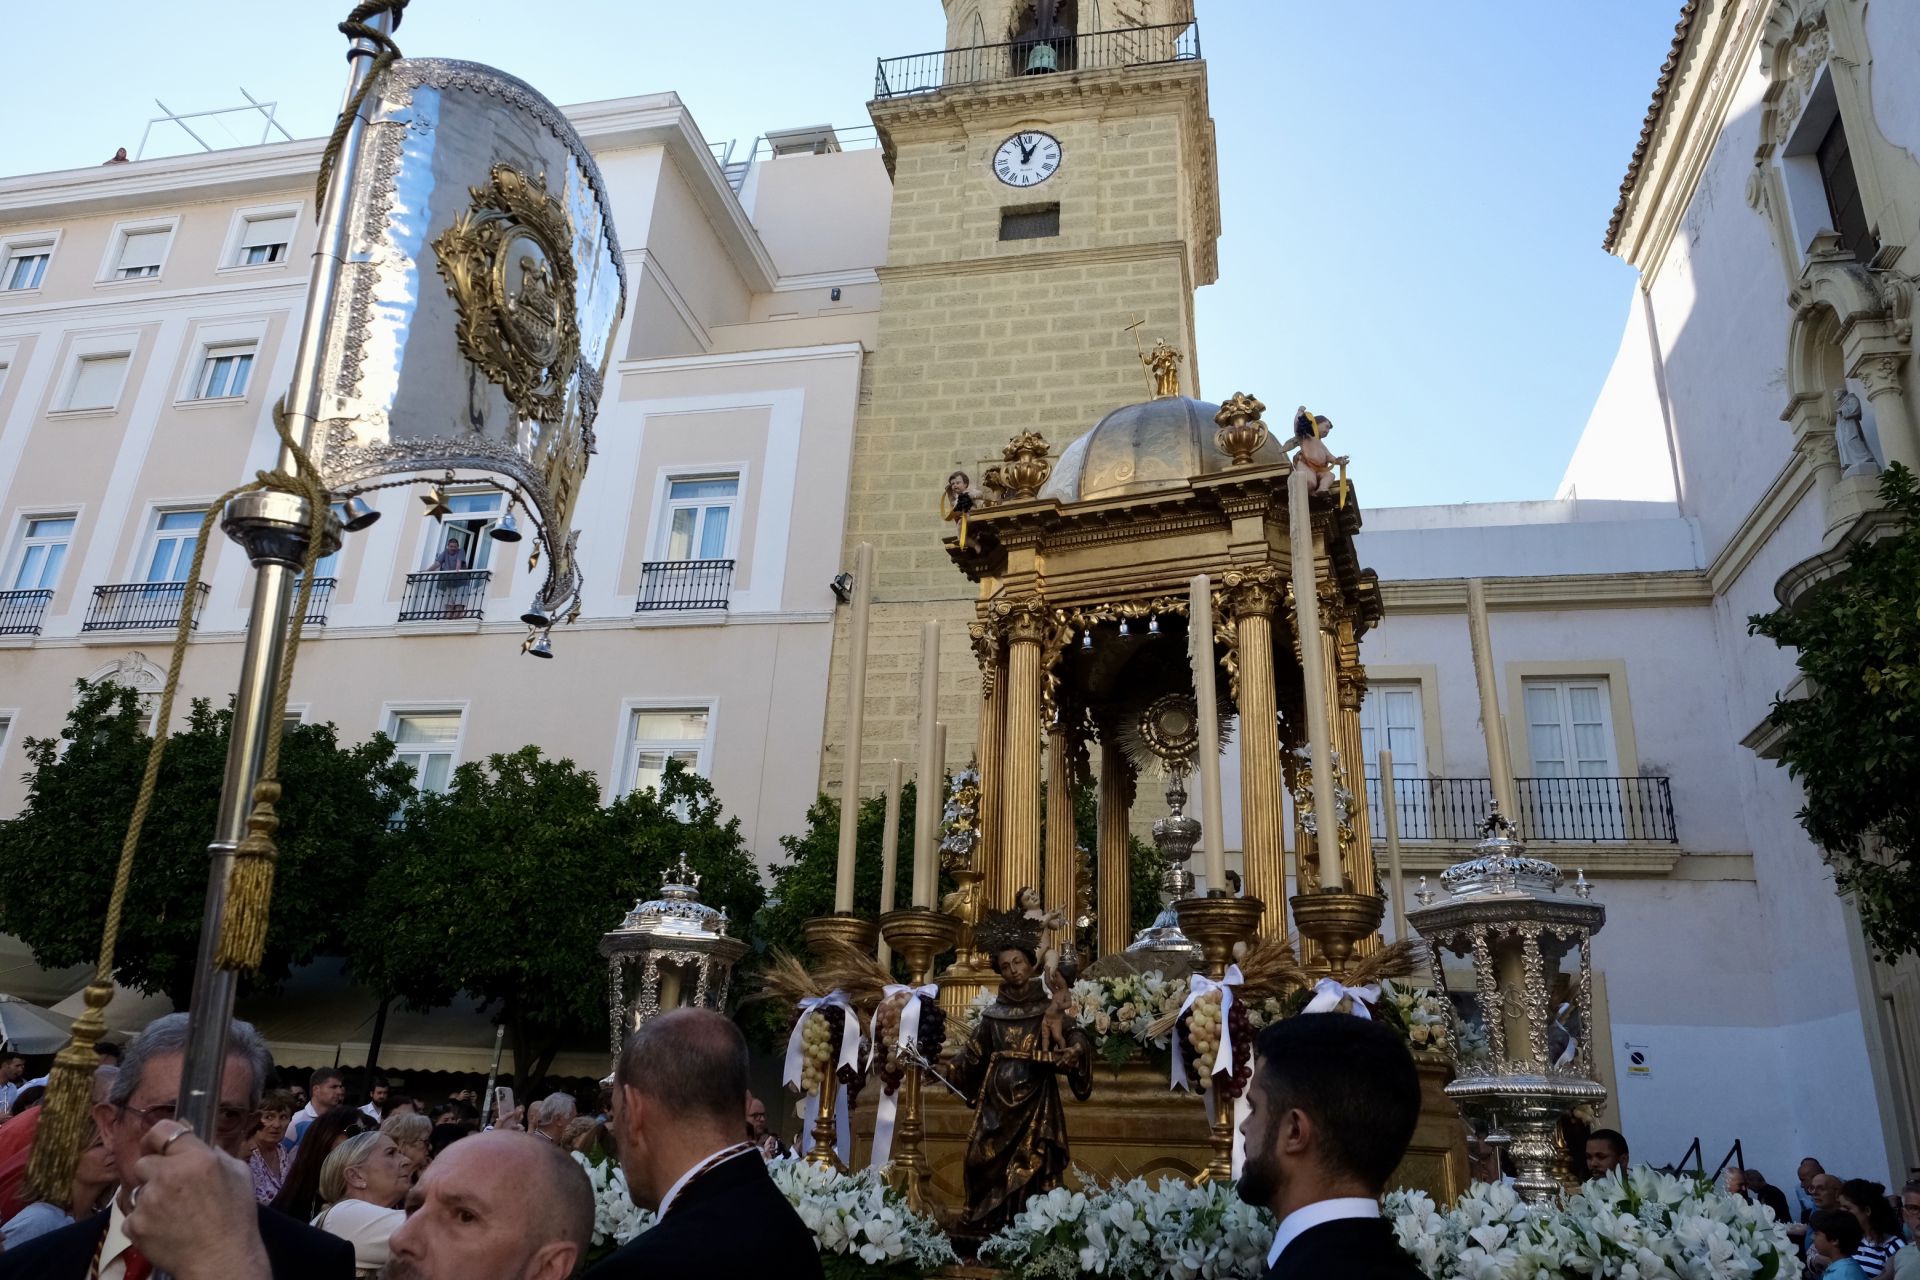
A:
[[826, 1, 1220, 791]]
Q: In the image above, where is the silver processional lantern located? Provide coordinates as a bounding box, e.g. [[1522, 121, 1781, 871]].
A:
[[311, 57, 627, 634], [1407, 803, 1606, 1202], [599, 854, 749, 1059]]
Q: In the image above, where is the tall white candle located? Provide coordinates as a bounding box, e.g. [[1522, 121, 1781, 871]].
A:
[[833, 543, 874, 913], [1466, 578, 1518, 820], [911, 622, 942, 908], [1188, 574, 1229, 897], [1380, 748, 1407, 940], [1289, 465, 1345, 891], [877, 758, 904, 963]]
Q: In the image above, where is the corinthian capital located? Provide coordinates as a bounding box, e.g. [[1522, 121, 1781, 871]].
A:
[[1852, 352, 1909, 398], [1220, 565, 1282, 618]]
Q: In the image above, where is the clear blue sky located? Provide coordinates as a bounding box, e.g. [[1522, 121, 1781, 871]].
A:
[[0, 2, 1685, 506]]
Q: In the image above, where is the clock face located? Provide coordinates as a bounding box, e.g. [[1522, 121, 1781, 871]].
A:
[[993, 131, 1062, 188]]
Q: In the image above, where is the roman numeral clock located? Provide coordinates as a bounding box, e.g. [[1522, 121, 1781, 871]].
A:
[[993, 130, 1062, 187]]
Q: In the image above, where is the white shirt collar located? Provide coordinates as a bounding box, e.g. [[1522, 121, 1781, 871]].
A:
[[656, 1143, 756, 1218], [1266, 1196, 1381, 1268], [99, 1195, 136, 1280]]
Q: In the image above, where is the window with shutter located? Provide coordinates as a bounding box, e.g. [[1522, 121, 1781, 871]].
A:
[[114, 229, 170, 279], [64, 354, 129, 410], [1360, 682, 1430, 839], [238, 215, 294, 266]]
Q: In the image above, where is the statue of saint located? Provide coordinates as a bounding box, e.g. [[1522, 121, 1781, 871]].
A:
[[949, 910, 1093, 1237], [1834, 389, 1881, 477], [1142, 339, 1183, 398]]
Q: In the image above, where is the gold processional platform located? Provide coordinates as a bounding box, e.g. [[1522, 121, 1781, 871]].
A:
[[851, 1057, 1467, 1221]]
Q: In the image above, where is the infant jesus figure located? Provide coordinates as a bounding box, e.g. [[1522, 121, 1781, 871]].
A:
[[1287, 405, 1348, 495]]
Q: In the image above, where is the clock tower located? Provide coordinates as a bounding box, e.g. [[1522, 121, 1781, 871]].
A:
[[825, 0, 1220, 787]]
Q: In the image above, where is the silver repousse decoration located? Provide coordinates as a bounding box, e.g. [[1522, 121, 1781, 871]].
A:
[[1407, 803, 1607, 1204], [598, 854, 748, 1057], [316, 57, 626, 628]]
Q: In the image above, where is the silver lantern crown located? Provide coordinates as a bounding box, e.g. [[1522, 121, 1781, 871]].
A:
[[314, 58, 626, 637], [1407, 802, 1606, 1203], [599, 854, 749, 1057]]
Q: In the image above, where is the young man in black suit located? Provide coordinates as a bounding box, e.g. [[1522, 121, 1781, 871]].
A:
[[0, 1013, 353, 1280], [585, 1007, 822, 1280], [1238, 1013, 1429, 1280]]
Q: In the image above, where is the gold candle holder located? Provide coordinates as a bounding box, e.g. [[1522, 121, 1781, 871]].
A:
[[1290, 890, 1385, 978], [878, 907, 961, 1213], [800, 914, 879, 1169], [1175, 895, 1265, 1182]]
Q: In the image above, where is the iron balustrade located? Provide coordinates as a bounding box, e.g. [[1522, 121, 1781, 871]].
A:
[[397, 570, 490, 622], [302, 577, 336, 627], [82, 582, 210, 632], [874, 21, 1200, 99], [636, 559, 734, 612], [1365, 775, 1676, 844], [0, 589, 53, 636]]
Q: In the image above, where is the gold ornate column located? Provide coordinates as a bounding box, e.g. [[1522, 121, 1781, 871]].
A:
[[999, 601, 1047, 911], [1335, 613, 1377, 895], [969, 622, 1005, 916], [1095, 729, 1135, 959], [1224, 568, 1286, 938]]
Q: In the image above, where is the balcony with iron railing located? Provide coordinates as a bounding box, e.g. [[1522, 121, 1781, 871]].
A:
[[1364, 775, 1677, 845], [82, 581, 210, 632], [636, 559, 733, 612], [0, 589, 54, 636], [397, 570, 490, 623], [301, 577, 336, 627], [874, 21, 1200, 99]]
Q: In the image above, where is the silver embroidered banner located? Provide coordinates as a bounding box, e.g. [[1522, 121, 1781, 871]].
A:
[[317, 57, 625, 624]]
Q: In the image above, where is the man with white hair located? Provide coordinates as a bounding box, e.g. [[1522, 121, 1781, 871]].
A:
[[530, 1092, 577, 1144]]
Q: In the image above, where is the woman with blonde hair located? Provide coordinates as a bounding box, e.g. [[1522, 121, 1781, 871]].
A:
[[380, 1110, 432, 1177], [313, 1130, 413, 1275]]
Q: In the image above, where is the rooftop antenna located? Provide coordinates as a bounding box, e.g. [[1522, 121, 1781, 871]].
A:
[[136, 88, 296, 160]]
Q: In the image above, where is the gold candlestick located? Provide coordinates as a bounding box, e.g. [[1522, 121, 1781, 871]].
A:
[[800, 915, 880, 1170], [1290, 890, 1385, 978], [878, 908, 961, 1212], [1175, 895, 1264, 1182]]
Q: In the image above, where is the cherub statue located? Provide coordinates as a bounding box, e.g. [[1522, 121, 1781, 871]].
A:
[[941, 469, 979, 546], [1285, 405, 1348, 496], [1039, 968, 1074, 1055], [979, 465, 1010, 505], [1016, 886, 1067, 976]]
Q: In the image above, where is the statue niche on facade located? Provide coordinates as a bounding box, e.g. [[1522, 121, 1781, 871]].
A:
[[948, 908, 1093, 1237]]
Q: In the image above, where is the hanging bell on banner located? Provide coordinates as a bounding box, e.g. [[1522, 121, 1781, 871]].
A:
[[314, 56, 626, 639]]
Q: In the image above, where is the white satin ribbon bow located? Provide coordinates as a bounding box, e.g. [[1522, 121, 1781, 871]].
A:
[[1169, 964, 1244, 1092], [1302, 976, 1381, 1019], [785, 990, 860, 1166], [869, 982, 938, 1168]]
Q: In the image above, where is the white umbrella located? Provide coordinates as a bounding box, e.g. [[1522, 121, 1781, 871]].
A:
[[0, 993, 76, 1055]]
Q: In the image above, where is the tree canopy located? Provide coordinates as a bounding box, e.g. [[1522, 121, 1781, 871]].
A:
[[0, 681, 412, 1004], [351, 749, 764, 1083], [1750, 463, 1920, 961]]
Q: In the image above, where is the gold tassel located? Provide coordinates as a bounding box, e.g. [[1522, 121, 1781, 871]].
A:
[[213, 782, 281, 971], [23, 982, 113, 1203]]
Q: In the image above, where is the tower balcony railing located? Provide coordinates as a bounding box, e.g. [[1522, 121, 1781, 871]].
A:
[[636, 559, 733, 612], [397, 570, 490, 623], [1364, 775, 1677, 844], [874, 21, 1200, 100], [0, 589, 54, 636], [82, 582, 210, 632]]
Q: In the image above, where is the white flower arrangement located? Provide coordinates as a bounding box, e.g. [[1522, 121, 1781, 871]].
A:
[[1384, 1167, 1796, 1280], [572, 1151, 954, 1275], [767, 1156, 958, 1273], [571, 1152, 655, 1253], [982, 1167, 1793, 1280]]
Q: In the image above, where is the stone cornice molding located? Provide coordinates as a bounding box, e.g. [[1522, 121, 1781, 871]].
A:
[[879, 237, 1188, 285], [1772, 505, 1907, 608], [1380, 572, 1713, 615], [1608, 0, 1768, 276], [1706, 448, 1814, 594]]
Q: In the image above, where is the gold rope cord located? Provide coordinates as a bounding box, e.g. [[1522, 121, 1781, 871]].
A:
[[24, 0, 409, 1202]]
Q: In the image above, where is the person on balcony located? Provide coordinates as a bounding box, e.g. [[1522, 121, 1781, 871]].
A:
[[429, 536, 465, 573]]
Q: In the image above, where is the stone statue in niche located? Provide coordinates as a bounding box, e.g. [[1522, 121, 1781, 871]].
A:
[[1834, 389, 1881, 478]]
